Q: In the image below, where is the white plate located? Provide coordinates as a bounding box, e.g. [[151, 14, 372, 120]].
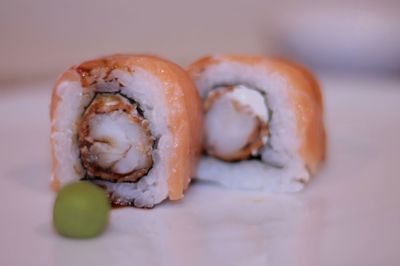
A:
[[1, 75, 400, 266]]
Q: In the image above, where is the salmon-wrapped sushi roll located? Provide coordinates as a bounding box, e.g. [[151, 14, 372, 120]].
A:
[[50, 54, 203, 208], [188, 55, 325, 192]]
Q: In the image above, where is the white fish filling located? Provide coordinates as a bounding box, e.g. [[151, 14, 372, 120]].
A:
[[227, 85, 269, 121], [204, 85, 269, 160], [78, 93, 153, 182], [88, 112, 150, 174]]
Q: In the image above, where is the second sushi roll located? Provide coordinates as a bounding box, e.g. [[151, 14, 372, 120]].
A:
[[188, 55, 326, 192]]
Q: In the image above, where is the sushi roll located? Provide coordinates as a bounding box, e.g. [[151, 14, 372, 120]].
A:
[[188, 55, 326, 192], [50, 54, 203, 208]]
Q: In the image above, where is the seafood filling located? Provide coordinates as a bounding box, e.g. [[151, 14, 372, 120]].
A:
[[204, 85, 269, 161], [78, 93, 154, 182]]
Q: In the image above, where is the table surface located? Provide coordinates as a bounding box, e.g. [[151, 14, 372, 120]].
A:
[[0, 75, 400, 266]]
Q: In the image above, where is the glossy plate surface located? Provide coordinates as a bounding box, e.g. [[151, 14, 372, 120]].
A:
[[1, 75, 399, 266]]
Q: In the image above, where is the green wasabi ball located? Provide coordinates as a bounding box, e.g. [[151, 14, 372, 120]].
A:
[[53, 181, 111, 238]]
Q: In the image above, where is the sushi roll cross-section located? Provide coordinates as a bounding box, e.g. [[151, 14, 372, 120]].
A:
[[189, 55, 326, 192], [50, 54, 203, 208]]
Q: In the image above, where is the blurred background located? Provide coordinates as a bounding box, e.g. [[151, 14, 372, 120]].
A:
[[0, 0, 399, 84], [1, 2, 400, 266]]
